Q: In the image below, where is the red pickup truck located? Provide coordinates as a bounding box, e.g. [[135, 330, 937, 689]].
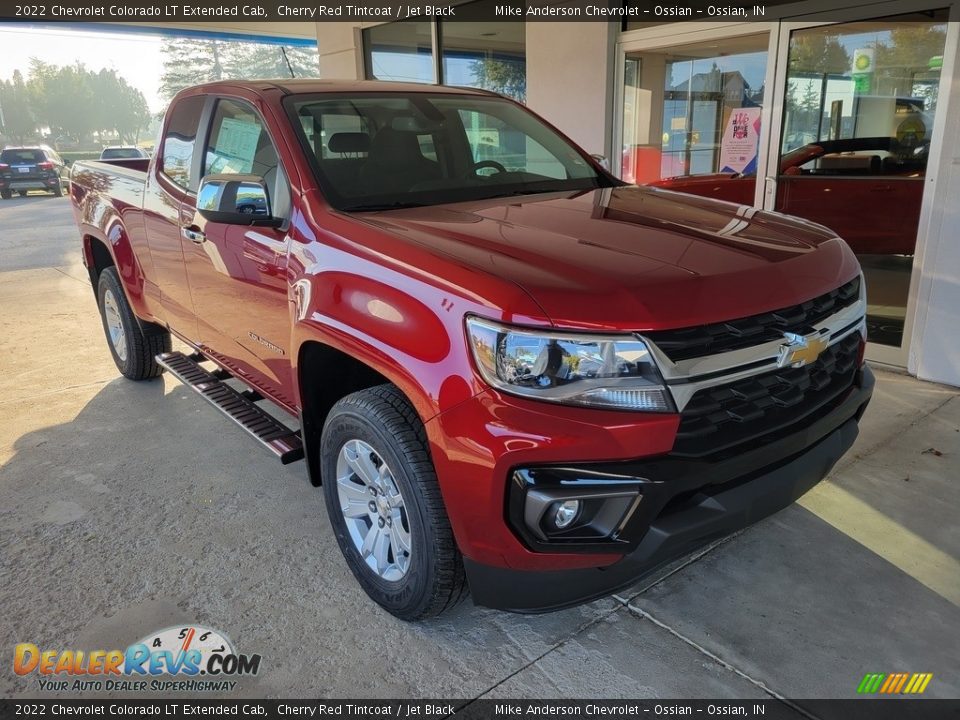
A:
[[71, 80, 873, 619]]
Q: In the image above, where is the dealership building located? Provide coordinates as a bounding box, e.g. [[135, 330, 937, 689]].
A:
[[315, 1, 960, 388], [42, 0, 960, 386]]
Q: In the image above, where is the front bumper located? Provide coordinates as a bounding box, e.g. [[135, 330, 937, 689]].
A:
[[465, 366, 873, 612]]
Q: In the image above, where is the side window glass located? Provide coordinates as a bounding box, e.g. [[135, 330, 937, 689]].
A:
[[161, 96, 205, 190], [204, 98, 290, 219]]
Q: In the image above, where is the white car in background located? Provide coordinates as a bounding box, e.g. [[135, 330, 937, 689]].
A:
[[99, 146, 150, 160]]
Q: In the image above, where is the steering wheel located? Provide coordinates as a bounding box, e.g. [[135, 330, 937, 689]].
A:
[[472, 160, 507, 176]]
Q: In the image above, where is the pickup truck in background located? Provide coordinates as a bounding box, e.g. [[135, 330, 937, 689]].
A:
[[70, 80, 873, 619]]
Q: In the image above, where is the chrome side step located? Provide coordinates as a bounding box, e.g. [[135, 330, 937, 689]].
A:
[[156, 351, 304, 464]]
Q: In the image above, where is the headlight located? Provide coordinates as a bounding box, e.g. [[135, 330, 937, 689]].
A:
[[465, 317, 673, 412]]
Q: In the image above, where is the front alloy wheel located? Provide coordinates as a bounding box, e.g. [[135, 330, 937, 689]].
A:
[[336, 439, 413, 581]]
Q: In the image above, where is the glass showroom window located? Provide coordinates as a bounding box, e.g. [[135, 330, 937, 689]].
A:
[[363, 22, 434, 83], [363, 1, 527, 103], [776, 11, 949, 349], [440, 0, 526, 101], [620, 35, 769, 185]]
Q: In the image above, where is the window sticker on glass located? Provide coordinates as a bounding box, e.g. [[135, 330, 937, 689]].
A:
[[210, 117, 262, 174]]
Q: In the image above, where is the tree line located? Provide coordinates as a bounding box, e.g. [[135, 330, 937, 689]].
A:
[[159, 37, 320, 101], [0, 36, 320, 147], [0, 62, 150, 146]]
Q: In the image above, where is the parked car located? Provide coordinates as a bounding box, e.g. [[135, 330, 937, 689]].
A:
[[70, 80, 873, 619], [99, 146, 150, 160], [0, 145, 65, 198], [648, 136, 926, 255]]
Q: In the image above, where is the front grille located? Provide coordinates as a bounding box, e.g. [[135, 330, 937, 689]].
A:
[[646, 277, 860, 362], [672, 332, 861, 458]]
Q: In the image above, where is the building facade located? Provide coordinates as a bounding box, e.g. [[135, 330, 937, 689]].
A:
[[313, 0, 960, 388]]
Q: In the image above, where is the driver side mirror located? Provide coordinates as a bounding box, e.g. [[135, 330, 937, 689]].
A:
[[590, 154, 610, 171], [197, 174, 281, 227]]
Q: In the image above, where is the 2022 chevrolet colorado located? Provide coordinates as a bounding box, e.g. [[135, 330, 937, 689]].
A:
[[71, 80, 873, 619]]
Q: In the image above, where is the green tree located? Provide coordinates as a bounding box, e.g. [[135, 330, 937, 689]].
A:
[[469, 58, 526, 102], [90, 69, 151, 143], [159, 37, 319, 101], [788, 34, 852, 75], [0, 70, 37, 142], [27, 60, 97, 142]]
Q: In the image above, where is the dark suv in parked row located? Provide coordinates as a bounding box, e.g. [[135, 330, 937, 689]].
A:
[[0, 146, 65, 198]]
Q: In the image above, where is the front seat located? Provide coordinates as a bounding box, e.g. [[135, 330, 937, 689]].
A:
[[358, 127, 442, 195]]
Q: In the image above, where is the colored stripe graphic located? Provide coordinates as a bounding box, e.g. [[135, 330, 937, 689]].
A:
[[857, 673, 885, 693], [857, 672, 933, 694], [892, 673, 909, 694]]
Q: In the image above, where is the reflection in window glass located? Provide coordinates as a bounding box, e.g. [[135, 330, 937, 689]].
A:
[[778, 11, 948, 349], [457, 109, 563, 178], [660, 49, 767, 178], [161, 95, 205, 189], [289, 94, 603, 209], [363, 22, 434, 83], [620, 36, 768, 185], [441, 3, 526, 102]]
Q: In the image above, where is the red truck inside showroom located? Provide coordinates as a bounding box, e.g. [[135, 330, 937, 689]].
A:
[[70, 79, 873, 619]]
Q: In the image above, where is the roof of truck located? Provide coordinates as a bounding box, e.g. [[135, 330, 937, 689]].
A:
[[180, 79, 499, 98]]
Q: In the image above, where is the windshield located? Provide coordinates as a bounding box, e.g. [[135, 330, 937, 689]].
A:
[[286, 93, 614, 211]]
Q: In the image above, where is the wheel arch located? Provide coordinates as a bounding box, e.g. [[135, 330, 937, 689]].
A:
[[83, 234, 115, 291], [297, 339, 431, 487]]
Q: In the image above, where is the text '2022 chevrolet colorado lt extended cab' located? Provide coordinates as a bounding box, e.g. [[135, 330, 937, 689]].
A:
[[71, 80, 873, 619]]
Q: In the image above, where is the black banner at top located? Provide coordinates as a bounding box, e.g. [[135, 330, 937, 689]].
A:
[[0, 0, 953, 23]]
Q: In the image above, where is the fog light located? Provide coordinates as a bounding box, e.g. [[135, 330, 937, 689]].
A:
[[552, 500, 580, 529]]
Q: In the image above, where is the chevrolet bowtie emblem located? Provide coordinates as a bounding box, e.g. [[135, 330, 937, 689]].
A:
[[777, 330, 830, 368]]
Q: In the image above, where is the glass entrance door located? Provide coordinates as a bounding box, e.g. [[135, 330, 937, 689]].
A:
[[773, 11, 949, 352], [620, 33, 770, 200]]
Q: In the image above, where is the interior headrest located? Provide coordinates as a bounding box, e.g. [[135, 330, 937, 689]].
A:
[[328, 132, 370, 154]]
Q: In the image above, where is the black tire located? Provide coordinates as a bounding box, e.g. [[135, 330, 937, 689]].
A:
[[96, 266, 171, 380], [17, 190, 27, 197], [52, 182, 63, 197], [0, 190, 10, 200], [320, 385, 467, 620]]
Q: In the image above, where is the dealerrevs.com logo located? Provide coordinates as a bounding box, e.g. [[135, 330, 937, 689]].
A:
[[14, 625, 261, 692]]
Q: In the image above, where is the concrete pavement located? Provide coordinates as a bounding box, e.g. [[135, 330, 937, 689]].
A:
[[1, 197, 958, 702]]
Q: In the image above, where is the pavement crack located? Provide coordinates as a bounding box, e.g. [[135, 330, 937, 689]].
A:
[[614, 532, 743, 604], [462, 603, 628, 705], [0, 378, 112, 406], [53, 267, 91, 285], [626, 604, 821, 720], [832, 385, 957, 475]]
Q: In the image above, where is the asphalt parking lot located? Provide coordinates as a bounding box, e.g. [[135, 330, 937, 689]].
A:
[[2, 195, 959, 706]]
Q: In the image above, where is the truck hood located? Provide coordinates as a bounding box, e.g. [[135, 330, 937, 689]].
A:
[[359, 186, 859, 332]]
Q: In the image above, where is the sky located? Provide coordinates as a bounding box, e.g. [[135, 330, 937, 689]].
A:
[[0, 24, 166, 111]]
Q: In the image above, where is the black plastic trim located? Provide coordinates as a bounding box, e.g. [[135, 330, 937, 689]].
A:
[[473, 367, 874, 612]]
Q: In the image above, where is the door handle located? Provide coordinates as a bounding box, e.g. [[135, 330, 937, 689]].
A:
[[181, 226, 206, 244]]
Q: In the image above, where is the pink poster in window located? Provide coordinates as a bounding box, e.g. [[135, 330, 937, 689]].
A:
[[719, 108, 762, 174]]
